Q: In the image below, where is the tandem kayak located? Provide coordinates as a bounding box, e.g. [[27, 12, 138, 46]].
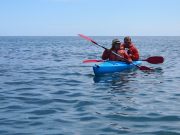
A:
[[93, 61, 142, 75]]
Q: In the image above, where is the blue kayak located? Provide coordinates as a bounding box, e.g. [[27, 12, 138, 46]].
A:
[[93, 61, 142, 75]]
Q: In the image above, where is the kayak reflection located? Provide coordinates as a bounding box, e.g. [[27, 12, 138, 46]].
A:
[[93, 70, 138, 83]]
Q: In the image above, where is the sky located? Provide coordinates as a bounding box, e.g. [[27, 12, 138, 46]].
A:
[[0, 0, 180, 36]]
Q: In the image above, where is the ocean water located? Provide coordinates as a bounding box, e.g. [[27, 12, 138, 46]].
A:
[[0, 36, 180, 135]]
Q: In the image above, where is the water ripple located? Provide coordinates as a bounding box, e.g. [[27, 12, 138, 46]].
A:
[[0, 36, 180, 135]]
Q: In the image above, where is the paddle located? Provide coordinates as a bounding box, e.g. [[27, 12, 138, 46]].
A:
[[83, 59, 105, 63], [141, 56, 164, 64], [83, 56, 164, 64], [79, 34, 152, 71]]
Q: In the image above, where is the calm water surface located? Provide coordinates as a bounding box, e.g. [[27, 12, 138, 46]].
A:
[[0, 36, 180, 135]]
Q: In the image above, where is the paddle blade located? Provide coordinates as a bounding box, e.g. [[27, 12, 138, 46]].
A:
[[143, 56, 164, 64], [83, 59, 104, 63], [78, 34, 98, 45], [139, 66, 152, 70]]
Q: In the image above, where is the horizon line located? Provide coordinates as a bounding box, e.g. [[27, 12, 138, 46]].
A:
[[0, 35, 180, 37]]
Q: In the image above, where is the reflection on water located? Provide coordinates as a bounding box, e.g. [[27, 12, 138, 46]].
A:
[[94, 69, 141, 84], [93, 66, 164, 83], [93, 67, 164, 95], [94, 73, 127, 83]]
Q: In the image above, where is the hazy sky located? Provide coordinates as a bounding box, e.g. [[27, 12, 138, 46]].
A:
[[0, 0, 180, 36]]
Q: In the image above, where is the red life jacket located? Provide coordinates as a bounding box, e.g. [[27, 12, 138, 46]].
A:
[[117, 50, 132, 61], [122, 43, 139, 60], [102, 48, 132, 61], [102, 49, 119, 61]]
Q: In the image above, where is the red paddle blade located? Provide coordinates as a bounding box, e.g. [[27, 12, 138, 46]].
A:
[[143, 56, 164, 64], [83, 60, 104, 63], [139, 66, 152, 70], [78, 34, 98, 45]]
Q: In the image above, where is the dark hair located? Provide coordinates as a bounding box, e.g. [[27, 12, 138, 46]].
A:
[[124, 36, 131, 42]]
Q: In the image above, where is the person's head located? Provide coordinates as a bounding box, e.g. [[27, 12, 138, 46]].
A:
[[111, 39, 121, 50], [124, 36, 132, 48]]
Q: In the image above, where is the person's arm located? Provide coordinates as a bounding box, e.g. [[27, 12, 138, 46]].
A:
[[124, 51, 132, 63], [131, 46, 139, 60], [117, 50, 132, 63]]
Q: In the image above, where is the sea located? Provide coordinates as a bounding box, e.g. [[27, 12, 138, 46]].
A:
[[0, 36, 180, 135]]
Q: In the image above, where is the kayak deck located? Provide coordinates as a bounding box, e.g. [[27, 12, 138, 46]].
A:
[[93, 61, 142, 75]]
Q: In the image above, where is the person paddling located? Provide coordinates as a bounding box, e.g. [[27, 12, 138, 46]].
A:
[[122, 36, 139, 61], [102, 39, 132, 62]]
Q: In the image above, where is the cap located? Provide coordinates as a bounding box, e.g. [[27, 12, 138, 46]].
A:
[[112, 39, 121, 44]]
